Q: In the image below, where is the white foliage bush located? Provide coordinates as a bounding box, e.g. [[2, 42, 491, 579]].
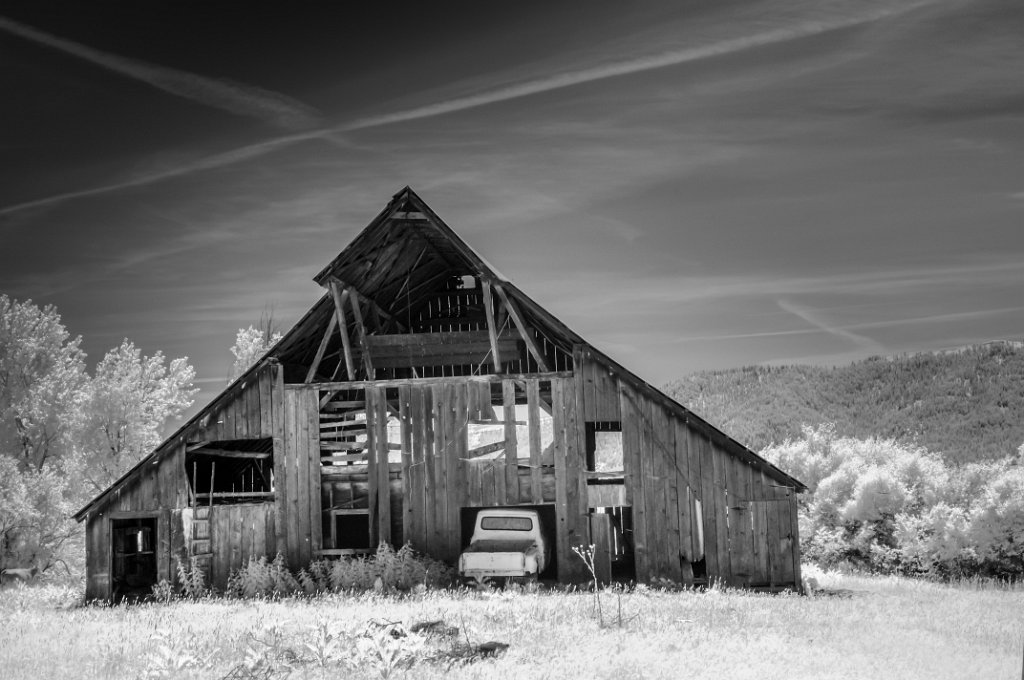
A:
[[762, 424, 1024, 578]]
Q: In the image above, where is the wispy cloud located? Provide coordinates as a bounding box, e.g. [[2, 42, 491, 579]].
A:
[[671, 305, 1024, 343], [0, 15, 320, 131], [565, 259, 1024, 311], [0, 0, 933, 217]]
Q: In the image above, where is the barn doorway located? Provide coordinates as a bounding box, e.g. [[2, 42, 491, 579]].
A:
[[111, 516, 158, 603]]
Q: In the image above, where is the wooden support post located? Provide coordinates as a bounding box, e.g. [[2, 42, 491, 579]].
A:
[[328, 281, 356, 382], [502, 380, 520, 504], [527, 379, 543, 504], [345, 285, 375, 379], [481, 278, 503, 372], [493, 284, 549, 372]]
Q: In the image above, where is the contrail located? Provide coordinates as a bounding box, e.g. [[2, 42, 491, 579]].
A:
[[0, 1, 930, 216], [338, 1, 932, 132], [0, 16, 321, 131], [777, 298, 884, 352], [0, 131, 328, 217]]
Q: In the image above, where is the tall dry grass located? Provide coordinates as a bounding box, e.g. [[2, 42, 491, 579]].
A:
[[0, 571, 1021, 679]]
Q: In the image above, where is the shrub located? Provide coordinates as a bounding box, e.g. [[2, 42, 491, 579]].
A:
[[763, 423, 1024, 579], [969, 467, 1024, 577], [225, 553, 299, 598], [308, 543, 455, 593], [220, 543, 456, 600]]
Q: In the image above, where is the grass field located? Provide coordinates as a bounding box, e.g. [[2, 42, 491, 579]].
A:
[[1, 571, 1021, 680]]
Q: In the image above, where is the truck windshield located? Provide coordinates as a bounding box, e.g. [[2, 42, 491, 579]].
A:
[[480, 516, 533, 531]]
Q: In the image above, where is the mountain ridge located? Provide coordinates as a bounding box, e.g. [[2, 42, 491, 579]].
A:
[[664, 340, 1024, 464]]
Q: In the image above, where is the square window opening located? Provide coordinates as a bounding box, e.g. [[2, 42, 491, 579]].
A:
[[586, 422, 623, 472], [331, 512, 371, 550]]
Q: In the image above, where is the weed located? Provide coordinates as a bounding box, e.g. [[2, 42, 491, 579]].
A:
[[354, 622, 425, 679], [150, 580, 174, 604], [175, 555, 208, 598]]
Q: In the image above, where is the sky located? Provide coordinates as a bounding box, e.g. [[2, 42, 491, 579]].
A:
[[1, 0, 1023, 417]]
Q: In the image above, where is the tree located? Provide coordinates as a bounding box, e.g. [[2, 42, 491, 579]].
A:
[[0, 456, 78, 574], [73, 340, 197, 494], [228, 316, 282, 381], [0, 296, 87, 572], [0, 298, 199, 574], [0, 295, 88, 471], [969, 467, 1024, 576]]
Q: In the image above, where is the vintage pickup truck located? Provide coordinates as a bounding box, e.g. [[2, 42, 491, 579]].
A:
[[458, 508, 549, 585]]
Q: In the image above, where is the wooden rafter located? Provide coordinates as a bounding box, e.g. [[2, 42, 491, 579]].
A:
[[481, 278, 503, 372], [305, 309, 338, 383], [375, 246, 429, 325], [493, 283, 549, 371], [386, 269, 455, 321], [328, 281, 356, 382]]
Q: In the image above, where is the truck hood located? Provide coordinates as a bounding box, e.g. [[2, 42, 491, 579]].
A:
[[463, 539, 537, 554]]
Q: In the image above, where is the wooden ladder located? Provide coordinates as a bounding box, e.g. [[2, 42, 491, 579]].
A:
[[189, 505, 213, 583]]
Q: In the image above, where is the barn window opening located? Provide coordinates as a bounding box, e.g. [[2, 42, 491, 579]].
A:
[[585, 422, 623, 472], [111, 516, 158, 603], [467, 420, 506, 460], [329, 510, 372, 552], [186, 438, 274, 505]]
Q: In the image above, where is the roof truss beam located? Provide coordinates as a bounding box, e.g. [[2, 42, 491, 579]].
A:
[[493, 282, 549, 372]]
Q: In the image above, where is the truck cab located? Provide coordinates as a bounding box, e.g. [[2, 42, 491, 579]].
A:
[[458, 508, 549, 585]]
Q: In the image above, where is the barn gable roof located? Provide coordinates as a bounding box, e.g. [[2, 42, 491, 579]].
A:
[[75, 187, 803, 520]]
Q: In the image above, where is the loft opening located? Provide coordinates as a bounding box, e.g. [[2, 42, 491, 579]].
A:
[[185, 438, 274, 505]]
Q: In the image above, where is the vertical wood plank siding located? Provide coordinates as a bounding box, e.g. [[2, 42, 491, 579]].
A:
[[573, 350, 802, 589], [209, 503, 277, 590]]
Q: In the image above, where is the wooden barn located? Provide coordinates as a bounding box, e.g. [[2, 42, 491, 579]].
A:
[[75, 187, 805, 601]]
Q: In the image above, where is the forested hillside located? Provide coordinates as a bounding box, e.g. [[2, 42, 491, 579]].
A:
[[664, 342, 1024, 465]]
